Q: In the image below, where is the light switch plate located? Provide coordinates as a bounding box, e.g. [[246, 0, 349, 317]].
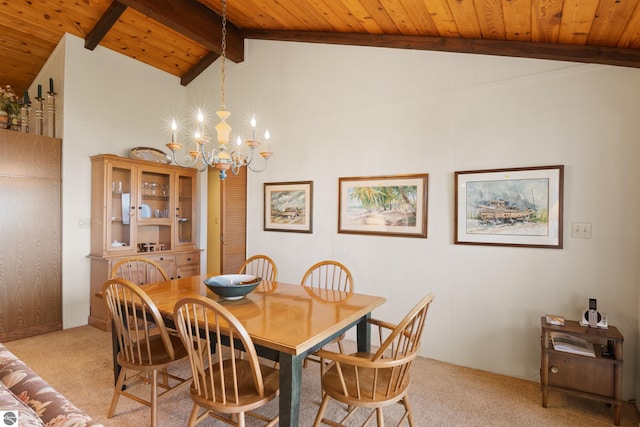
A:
[[571, 222, 592, 238]]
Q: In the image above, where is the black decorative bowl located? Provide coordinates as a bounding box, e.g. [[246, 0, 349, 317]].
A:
[[203, 274, 262, 300]]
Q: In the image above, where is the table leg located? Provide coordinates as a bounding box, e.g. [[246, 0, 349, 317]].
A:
[[111, 320, 120, 384], [278, 352, 303, 427], [356, 313, 372, 352]]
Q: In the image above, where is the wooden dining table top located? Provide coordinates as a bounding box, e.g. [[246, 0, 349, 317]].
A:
[[139, 274, 387, 356]]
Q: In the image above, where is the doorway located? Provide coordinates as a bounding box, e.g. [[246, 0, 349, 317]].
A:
[[206, 167, 247, 275]]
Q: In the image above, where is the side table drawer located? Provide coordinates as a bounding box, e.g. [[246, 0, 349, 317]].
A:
[[548, 352, 614, 397]]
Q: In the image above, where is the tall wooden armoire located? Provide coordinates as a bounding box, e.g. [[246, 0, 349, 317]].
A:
[[0, 129, 62, 341]]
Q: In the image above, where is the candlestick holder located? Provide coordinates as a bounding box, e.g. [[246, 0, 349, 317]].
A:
[[20, 104, 30, 133], [34, 97, 44, 135], [46, 92, 56, 138]]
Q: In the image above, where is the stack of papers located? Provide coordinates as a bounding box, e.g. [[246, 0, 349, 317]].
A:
[[550, 332, 595, 357], [545, 314, 565, 326]]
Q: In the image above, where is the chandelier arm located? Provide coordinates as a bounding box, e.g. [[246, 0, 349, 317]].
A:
[[243, 148, 255, 167], [247, 157, 269, 173], [200, 148, 216, 166], [168, 150, 196, 168]]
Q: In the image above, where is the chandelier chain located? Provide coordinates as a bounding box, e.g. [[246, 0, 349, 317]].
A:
[[220, 0, 227, 109]]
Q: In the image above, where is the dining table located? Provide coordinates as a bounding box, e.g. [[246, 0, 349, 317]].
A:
[[119, 274, 386, 426]]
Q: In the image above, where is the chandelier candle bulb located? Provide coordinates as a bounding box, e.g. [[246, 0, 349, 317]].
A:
[[37, 84, 42, 99], [197, 110, 205, 138], [171, 120, 177, 142], [49, 78, 54, 94], [251, 115, 257, 140]]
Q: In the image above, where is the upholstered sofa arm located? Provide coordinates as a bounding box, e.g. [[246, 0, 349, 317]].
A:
[[0, 343, 101, 427]]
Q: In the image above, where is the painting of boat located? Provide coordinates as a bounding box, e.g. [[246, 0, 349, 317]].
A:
[[477, 199, 534, 224]]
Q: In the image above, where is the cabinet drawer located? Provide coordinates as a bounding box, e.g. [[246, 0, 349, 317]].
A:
[[144, 254, 176, 278], [548, 352, 614, 397], [176, 265, 199, 279], [176, 253, 198, 266]]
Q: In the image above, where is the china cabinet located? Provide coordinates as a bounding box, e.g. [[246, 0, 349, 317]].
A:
[[89, 154, 201, 330]]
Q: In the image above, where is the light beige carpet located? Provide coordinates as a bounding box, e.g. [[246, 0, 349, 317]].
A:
[[4, 326, 639, 426]]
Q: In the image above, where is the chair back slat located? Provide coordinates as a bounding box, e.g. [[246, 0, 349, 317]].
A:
[[300, 260, 353, 295], [238, 254, 278, 281], [373, 293, 433, 362], [102, 278, 175, 365], [111, 257, 169, 286], [174, 296, 266, 406]]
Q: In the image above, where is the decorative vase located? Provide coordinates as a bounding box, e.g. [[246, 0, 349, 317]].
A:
[[9, 113, 20, 131], [0, 111, 8, 129]]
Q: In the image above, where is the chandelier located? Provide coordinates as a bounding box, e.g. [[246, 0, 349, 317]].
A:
[[165, 0, 272, 179]]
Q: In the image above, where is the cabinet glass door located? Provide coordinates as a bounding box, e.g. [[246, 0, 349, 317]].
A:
[[176, 173, 195, 247], [107, 163, 134, 252], [137, 169, 172, 252]]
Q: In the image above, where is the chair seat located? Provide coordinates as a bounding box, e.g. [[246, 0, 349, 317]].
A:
[[322, 353, 410, 408], [191, 359, 280, 413], [117, 331, 189, 369]]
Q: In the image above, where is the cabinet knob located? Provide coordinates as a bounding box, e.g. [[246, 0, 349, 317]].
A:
[[187, 257, 191, 261], [550, 366, 559, 374], [159, 257, 164, 261]]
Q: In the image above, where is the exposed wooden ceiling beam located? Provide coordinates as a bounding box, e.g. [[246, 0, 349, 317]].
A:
[[243, 30, 640, 69], [119, 0, 244, 63], [84, 1, 128, 51], [181, 51, 219, 86]]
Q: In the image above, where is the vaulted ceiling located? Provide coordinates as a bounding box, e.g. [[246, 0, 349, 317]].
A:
[[2, 0, 640, 97]]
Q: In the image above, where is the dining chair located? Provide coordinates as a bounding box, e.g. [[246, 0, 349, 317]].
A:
[[173, 295, 280, 427], [312, 293, 435, 427], [238, 254, 278, 282], [300, 260, 354, 373], [102, 278, 191, 427], [110, 257, 170, 285]]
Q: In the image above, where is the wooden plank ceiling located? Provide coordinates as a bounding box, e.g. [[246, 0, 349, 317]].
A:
[[1, 0, 640, 96]]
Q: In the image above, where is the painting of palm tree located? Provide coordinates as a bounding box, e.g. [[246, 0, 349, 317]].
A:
[[339, 174, 428, 237], [348, 185, 417, 226]]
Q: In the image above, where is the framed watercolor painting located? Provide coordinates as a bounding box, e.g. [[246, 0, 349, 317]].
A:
[[264, 181, 313, 233], [454, 165, 564, 248], [338, 174, 428, 238]]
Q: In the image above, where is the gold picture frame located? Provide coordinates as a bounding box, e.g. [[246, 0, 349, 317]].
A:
[[338, 174, 428, 238]]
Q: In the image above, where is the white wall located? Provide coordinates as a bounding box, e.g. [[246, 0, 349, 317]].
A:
[[189, 40, 640, 399], [40, 34, 640, 400], [31, 34, 191, 327]]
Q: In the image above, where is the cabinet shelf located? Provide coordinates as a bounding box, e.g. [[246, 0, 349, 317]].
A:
[[543, 345, 620, 363], [141, 195, 169, 200]]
